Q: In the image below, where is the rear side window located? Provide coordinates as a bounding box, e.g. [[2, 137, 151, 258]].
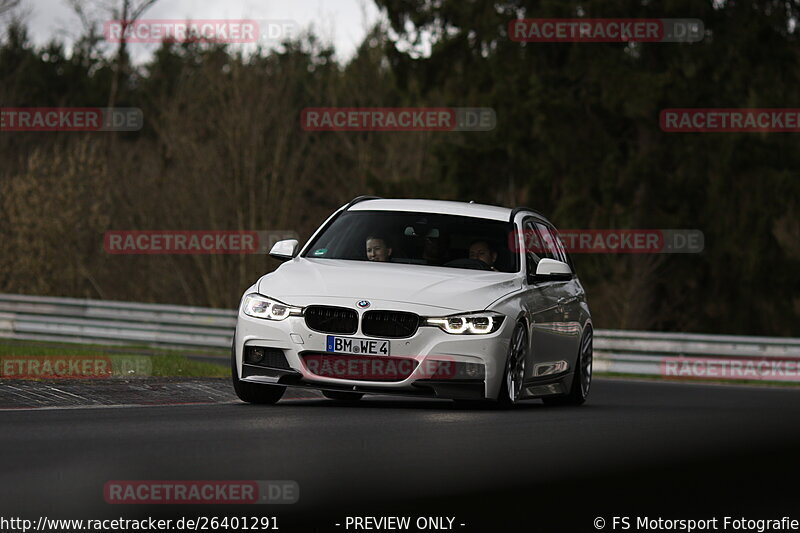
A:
[[548, 226, 575, 272], [522, 219, 548, 275], [534, 222, 561, 260], [522, 219, 574, 275]]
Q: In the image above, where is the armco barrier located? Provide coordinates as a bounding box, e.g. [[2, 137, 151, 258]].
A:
[[1, 294, 798, 376], [593, 329, 800, 376], [0, 294, 235, 350]]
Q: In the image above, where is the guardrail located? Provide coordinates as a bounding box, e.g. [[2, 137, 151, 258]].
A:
[[593, 329, 800, 377], [1, 294, 799, 378], [0, 294, 235, 350]]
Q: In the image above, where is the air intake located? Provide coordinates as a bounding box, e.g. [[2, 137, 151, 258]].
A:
[[304, 306, 358, 335], [361, 310, 420, 338]]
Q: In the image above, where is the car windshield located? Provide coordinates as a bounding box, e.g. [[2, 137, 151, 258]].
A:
[[302, 211, 519, 273]]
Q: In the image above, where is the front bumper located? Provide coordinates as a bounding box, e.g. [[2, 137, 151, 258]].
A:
[[234, 306, 514, 401]]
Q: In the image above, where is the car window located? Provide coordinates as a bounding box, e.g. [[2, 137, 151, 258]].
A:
[[548, 225, 575, 271], [303, 211, 520, 273], [534, 222, 562, 262], [522, 219, 545, 275]]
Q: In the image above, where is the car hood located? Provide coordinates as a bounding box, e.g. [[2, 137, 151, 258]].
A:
[[257, 258, 522, 313]]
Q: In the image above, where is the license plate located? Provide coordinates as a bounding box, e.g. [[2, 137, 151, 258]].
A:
[[326, 336, 390, 356]]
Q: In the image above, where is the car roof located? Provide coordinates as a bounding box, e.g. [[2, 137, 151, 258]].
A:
[[347, 198, 514, 222]]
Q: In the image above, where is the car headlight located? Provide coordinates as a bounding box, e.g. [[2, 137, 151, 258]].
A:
[[241, 293, 303, 321], [425, 312, 505, 335]]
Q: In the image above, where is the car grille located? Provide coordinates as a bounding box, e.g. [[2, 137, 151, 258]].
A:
[[304, 306, 358, 335], [361, 310, 420, 338]]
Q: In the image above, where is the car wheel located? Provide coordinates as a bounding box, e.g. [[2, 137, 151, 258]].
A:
[[543, 326, 592, 406], [231, 342, 286, 404], [322, 391, 364, 401], [497, 322, 527, 407]]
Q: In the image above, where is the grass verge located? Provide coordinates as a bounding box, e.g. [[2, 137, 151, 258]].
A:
[[0, 339, 228, 378]]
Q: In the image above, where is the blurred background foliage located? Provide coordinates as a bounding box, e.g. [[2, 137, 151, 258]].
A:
[[0, 0, 798, 335]]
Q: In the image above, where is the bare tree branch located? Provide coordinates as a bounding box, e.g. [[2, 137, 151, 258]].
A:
[[0, 0, 21, 17], [65, 0, 160, 108]]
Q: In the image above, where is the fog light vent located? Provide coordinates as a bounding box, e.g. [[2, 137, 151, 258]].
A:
[[244, 347, 290, 369]]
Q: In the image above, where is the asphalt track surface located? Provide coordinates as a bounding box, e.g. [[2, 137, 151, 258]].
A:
[[1, 378, 799, 532]]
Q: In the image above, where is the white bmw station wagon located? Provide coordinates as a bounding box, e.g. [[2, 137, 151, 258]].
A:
[[232, 197, 592, 407]]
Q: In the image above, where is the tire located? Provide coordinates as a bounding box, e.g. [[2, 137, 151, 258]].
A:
[[231, 342, 286, 404], [542, 326, 592, 406], [322, 391, 364, 401], [496, 322, 528, 407]]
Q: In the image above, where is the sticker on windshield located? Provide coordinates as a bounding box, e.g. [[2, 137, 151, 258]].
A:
[[313, 248, 327, 256]]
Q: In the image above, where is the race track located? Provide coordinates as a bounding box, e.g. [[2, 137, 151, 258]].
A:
[[1, 378, 798, 532]]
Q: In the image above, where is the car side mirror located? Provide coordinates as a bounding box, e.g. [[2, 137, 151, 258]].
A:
[[530, 258, 572, 283], [269, 239, 298, 261]]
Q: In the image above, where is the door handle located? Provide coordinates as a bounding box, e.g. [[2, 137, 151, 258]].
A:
[[557, 296, 575, 314]]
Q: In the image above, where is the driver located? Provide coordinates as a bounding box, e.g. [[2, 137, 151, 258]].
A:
[[468, 240, 498, 271]]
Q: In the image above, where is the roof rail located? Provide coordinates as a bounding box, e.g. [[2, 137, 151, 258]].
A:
[[509, 206, 550, 224], [345, 195, 382, 210]]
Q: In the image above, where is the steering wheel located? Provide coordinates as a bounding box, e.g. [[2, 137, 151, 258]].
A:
[[443, 258, 493, 271]]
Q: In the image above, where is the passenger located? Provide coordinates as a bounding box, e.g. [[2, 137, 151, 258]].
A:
[[366, 235, 393, 262], [469, 240, 498, 270], [423, 233, 449, 266]]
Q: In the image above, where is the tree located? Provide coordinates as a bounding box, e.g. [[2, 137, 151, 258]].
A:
[[66, 0, 159, 107]]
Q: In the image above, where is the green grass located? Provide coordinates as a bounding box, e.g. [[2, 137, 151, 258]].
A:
[[0, 339, 228, 378], [150, 353, 229, 378]]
